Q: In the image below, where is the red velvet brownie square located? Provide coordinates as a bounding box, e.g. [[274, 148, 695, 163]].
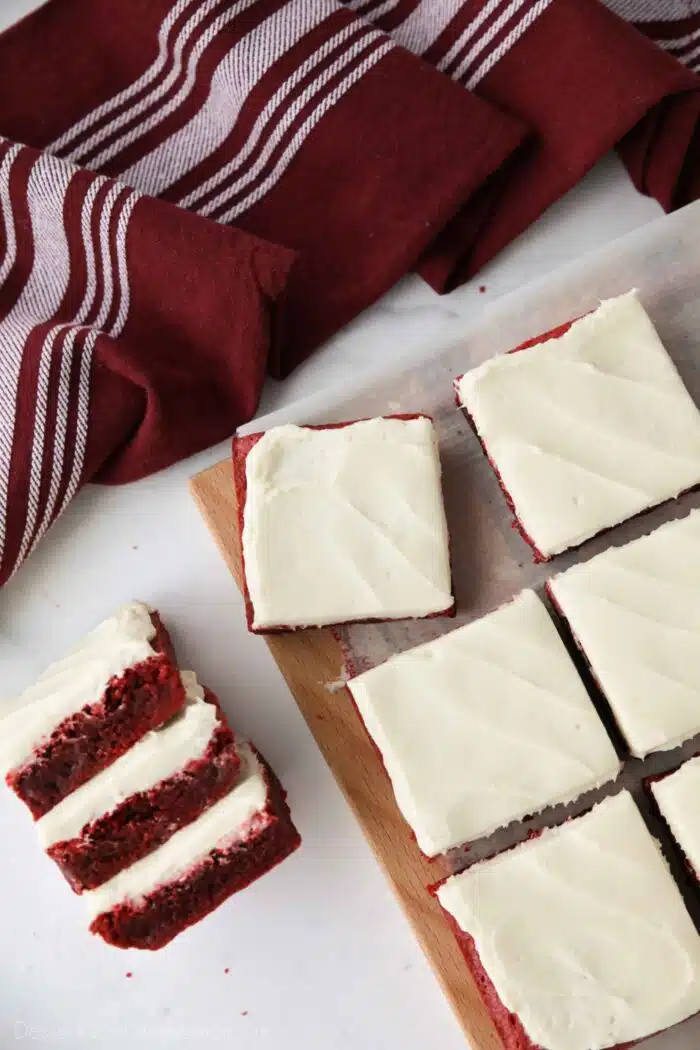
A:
[[0, 603, 185, 818], [233, 415, 454, 632], [348, 589, 620, 857], [455, 292, 700, 561], [85, 742, 301, 950], [435, 791, 700, 1050], [37, 672, 240, 893]]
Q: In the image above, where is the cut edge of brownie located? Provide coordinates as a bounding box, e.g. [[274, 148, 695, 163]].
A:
[[454, 395, 549, 562], [232, 414, 456, 634], [544, 580, 632, 759], [6, 610, 186, 819], [644, 763, 700, 886], [89, 746, 301, 950], [149, 610, 177, 666], [453, 319, 577, 565], [45, 688, 241, 893]]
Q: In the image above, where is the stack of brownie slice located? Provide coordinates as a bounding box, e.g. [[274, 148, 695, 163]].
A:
[[1, 602, 300, 950]]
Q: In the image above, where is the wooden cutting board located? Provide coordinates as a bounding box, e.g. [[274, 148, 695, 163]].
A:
[[190, 457, 502, 1050]]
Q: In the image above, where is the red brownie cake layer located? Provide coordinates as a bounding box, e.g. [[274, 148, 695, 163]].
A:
[[87, 744, 300, 950], [2, 604, 186, 818], [42, 684, 240, 893], [9, 658, 185, 820], [233, 415, 455, 633], [148, 611, 177, 664]]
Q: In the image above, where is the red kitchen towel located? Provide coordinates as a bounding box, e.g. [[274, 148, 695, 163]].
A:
[[0, 135, 294, 588], [0, 0, 526, 374], [606, 2, 700, 77], [344, 0, 700, 291], [611, 3, 700, 207]]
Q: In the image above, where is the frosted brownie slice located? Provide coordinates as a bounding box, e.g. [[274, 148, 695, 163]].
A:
[[548, 510, 700, 757], [347, 589, 620, 856], [86, 742, 300, 950], [436, 791, 700, 1050], [0, 603, 185, 817], [38, 672, 240, 893], [455, 292, 700, 560], [233, 415, 454, 631], [650, 756, 700, 879]]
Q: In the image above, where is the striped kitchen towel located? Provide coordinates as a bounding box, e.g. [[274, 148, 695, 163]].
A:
[[0, 0, 526, 373], [0, 0, 527, 586], [1, 0, 699, 588], [0, 135, 294, 588], [343, 0, 700, 290]]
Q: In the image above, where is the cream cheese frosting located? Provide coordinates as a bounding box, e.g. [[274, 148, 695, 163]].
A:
[[651, 757, 700, 876], [456, 292, 700, 557], [37, 672, 215, 849], [548, 510, 700, 757], [84, 742, 268, 920], [437, 790, 700, 1050], [241, 416, 453, 629], [347, 589, 620, 856], [0, 602, 159, 775]]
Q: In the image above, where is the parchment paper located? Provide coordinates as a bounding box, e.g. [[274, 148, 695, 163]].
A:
[[245, 200, 700, 1050]]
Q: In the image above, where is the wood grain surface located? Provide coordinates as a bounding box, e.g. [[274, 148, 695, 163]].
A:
[[190, 456, 502, 1050]]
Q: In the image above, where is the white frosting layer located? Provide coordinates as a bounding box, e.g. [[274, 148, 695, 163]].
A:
[[0, 603, 159, 775], [456, 292, 700, 557], [348, 589, 620, 856], [549, 510, 700, 757], [652, 757, 700, 876], [438, 791, 700, 1050], [84, 742, 269, 920], [241, 417, 453, 629], [37, 672, 214, 849]]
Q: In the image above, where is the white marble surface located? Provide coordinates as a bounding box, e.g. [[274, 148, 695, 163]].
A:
[[0, 3, 672, 1046]]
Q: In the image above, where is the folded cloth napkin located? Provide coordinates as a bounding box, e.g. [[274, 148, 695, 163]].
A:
[[344, 0, 700, 290], [611, 2, 700, 208], [0, 0, 526, 374], [0, 135, 294, 587]]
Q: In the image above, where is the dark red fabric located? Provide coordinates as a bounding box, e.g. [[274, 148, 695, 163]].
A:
[[2, 0, 700, 587], [0, 0, 528, 586], [347, 0, 700, 291], [0, 0, 526, 371], [0, 136, 293, 585], [89, 186, 293, 482]]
